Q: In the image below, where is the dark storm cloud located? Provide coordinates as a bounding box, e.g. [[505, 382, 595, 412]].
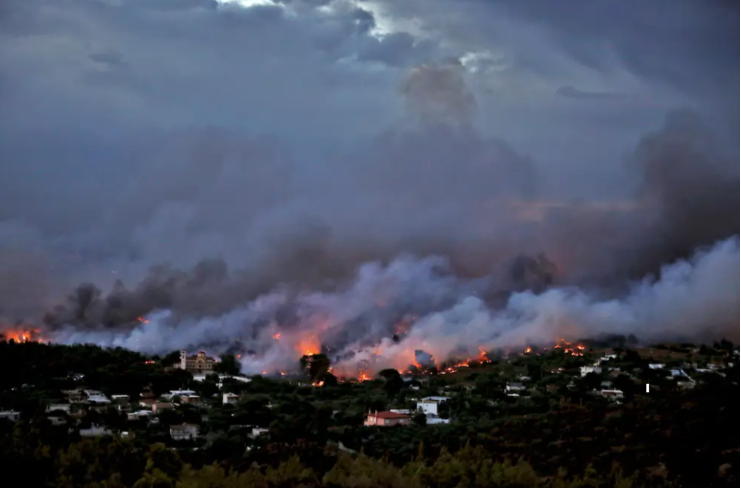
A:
[[0, 0, 737, 356]]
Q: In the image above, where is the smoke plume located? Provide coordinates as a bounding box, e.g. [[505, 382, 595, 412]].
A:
[[1, 60, 738, 374]]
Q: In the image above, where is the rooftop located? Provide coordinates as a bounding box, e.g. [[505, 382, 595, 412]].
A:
[[368, 411, 411, 419]]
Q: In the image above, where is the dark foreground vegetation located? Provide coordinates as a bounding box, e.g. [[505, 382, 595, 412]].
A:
[[0, 339, 738, 487]]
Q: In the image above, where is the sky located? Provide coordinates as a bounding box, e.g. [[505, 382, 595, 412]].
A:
[[0, 0, 738, 351]]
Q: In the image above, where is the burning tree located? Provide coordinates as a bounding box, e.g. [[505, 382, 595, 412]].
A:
[[300, 353, 331, 383]]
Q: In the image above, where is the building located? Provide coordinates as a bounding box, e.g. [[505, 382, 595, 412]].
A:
[[47, 403, 72, 414], [580, 366, 602, 377], [648, 364, 665, 370], [599, 389, 624, 401], [223, 393, 240, 405], [505, 382, 525, 393], [170, 424, 199, 441], [47, 416, 66, 426], [389, 409, 413, 415], [128, 410, 155, 421], [139, 399, 156, 409], [165, 390, 197, 400], [180, 395, 201, 405], [425, 414, 450, 425], [111, 395, 130, 403], [87, 394, 111, 405], [152, 402, 174, 413], [176, 350, 215, 373], [364, 411, 411, 427], [80, 425, 113, 437], [0, 411, 21, 422], [416, 396, 450, 416]]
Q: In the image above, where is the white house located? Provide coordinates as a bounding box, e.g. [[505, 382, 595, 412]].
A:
[[170, 424, 199, 441], [223, 393, 240, 405], [128, 410, 155, 421], [580, 366, 602, 377], [505, 382, 525, 393], [164, 390, 197, 400], [250, 427, 269, 438], [416, 397, 449, 416], [0, 411, 21, 422], [648, 364, 665, 370], [425, 415, 450, 425], [599, 389, 624, 401], [47, 403, 72, 414], [87, 394, 111, 405], [47, 416, 66, 426]]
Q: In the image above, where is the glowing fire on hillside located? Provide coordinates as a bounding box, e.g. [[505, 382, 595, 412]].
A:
[[297, 335, 320, 356], [1, 328, 43, 343]]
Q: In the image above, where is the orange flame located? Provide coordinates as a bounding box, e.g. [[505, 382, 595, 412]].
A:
[[137, 317, 150, 324], [2, 328, 42, 343], [358, 372, 371, 382], [297, 335, 321, 357], [273, 333, 281, 340]]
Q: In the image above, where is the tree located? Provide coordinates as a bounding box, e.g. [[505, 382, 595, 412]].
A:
[[412, 411, 427, 427], [161, 350, 181, 368], [214, 354, 241, 376], [301, 354, 331, 382]]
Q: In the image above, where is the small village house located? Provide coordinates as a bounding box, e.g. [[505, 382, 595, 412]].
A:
[[364, 411, 411, 427], [170, 424, 199, 441], [152, 402, 174, 413]]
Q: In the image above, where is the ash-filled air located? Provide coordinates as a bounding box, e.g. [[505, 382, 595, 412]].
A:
[[1, 60, 739, 375]]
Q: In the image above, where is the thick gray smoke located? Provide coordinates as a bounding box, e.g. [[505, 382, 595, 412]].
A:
[[1, 9, 738, 371], [48, 235, 738, 375]]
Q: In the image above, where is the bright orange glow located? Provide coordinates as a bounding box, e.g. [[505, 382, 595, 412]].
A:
[[2, 328, 42, 343], [273, 333, 281, 340], [296, 335, 320, 357], [524, 347, 532, 354], [358, 372, 371, 382], [137, 317, 150, 324], [311, 380, 325, 387], [280, 371, 286, 376], [478, 346, 489, 362]]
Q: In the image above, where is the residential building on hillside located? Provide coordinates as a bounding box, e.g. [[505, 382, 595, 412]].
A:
[[47, 403, 72, 414], [580, 366, 602, 377], [176, 350, 215, 373], [170, 424, 199, 441], [365, 411, 411, 427], [223, 393, 240, 405], [152, 402, 174, 413], [80, 425, 113, 437], [0, 411, 20, 422]]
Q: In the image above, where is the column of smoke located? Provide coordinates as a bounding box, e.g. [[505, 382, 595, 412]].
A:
[[2, 61, 738, 374]]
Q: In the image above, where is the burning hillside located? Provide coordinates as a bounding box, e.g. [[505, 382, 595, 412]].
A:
[[0, 327, 44, 343]]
